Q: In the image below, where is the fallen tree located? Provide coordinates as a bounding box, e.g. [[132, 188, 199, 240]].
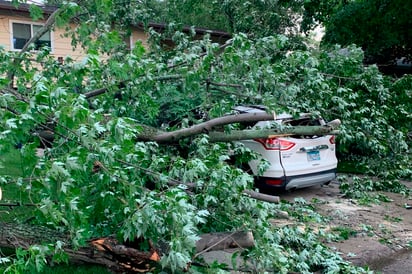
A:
[[0, 101, 340, 272], [2, 2, 383, 273]]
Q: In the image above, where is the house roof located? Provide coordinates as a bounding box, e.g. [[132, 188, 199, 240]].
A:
[[0, 0, 57, 15], [0, 1, 231, 40], [143, 22, 232, 40]]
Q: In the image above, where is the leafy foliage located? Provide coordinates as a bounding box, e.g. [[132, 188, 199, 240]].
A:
[[339, 175, 410, 205], [0, 0, 411, 272]]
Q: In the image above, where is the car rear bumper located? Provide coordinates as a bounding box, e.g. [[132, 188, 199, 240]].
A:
[[255, 168, 337, 191]]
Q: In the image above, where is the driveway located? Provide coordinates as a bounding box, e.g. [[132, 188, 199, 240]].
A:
[[279, 179, 412, 273]]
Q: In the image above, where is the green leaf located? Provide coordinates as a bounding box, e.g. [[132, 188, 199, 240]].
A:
[[29, 4, 44, 21]]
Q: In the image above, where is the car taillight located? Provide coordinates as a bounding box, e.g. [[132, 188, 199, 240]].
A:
[[255, 138, 295, 151], [329, 136, 336, 144], [265, 178, 283, 186]]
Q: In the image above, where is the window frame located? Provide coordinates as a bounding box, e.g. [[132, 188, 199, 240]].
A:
[[9, 19, 54, 52]]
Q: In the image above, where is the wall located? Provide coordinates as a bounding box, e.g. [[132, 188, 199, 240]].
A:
[[0, 12, 150, 63]]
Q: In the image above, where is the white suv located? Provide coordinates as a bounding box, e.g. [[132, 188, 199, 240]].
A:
[[233, 106, 337, 191]]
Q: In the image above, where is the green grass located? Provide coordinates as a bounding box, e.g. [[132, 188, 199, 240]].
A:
[[0, 149, 24, 177], [0, 149, 111, 274], [0, 262, 112, 274], [39, 264, 112, 274], [0, 149, 35, 223]]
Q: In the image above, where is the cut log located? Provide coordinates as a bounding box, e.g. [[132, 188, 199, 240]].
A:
[[195, 231, 254, 253], [243, 190, 280, 203]]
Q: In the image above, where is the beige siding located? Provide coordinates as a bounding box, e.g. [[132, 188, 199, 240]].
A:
[[130, 27, 149, 50], [0, 13, 151, 64], [52, 23, 85, 61], [0, 15, 12, 49], [0, 15, 86, 61], [0, 15, 51, 50]]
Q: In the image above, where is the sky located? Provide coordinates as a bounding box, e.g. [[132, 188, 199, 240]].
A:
[[26, 0, 45, 4]]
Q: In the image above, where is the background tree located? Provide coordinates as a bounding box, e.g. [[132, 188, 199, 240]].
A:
[[150, 0, 305, 38], [303, 0, 412, 66]]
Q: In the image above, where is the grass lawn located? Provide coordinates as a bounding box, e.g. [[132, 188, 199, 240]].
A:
[[0, 149, 32, 223], [0, 149, 24, 177], [0, 149, 110, 274]]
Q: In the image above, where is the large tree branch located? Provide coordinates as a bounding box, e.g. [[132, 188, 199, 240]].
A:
[[83, 75, 182, 99], [83, 40, 234, 99], [115, 158, 280, 203], [140, 112, 277, 142], [8, 8, 62, 87], [20, 9, 62, 55], [0, 87, 29, 103], [140, 113, 341, 143], [207, 81, 243, 89], [208, 126, 339, 142], [35, 112, 340, 151]]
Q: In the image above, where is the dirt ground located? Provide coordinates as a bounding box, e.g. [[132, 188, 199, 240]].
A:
[[278, 178, 412, 273], [201, 176, 412, 272]]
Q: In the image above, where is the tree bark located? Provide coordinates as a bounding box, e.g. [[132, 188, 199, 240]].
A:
[[8, 8, 62, 87], [208, 127, 339, 142], [0, 222, 255, 273], [0, 222, 159, 272], [34, 112, 339, 145], [137, 112, 276, 142], [138, 115, 341, 143], [243, 190, 280, 203], [20, 9, 62, 55]]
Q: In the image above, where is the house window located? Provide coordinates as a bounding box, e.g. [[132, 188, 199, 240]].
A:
[[12, 22, 51, 50]]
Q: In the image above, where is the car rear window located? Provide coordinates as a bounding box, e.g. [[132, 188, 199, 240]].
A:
[[283, 117, 324, 126]]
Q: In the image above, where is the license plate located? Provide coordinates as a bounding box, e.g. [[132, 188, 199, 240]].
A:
[[307, 151, 320, 161]]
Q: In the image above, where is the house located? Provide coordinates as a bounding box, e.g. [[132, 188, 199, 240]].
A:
[[0, 0, 231, 62], [1, 0, 80, 60], [0, 0, 149, 62]]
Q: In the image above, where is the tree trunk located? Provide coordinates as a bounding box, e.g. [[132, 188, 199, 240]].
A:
[[0, 222, 255, 273], [0, 222, 160, 272]]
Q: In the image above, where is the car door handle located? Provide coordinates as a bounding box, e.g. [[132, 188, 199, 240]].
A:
[[298, 145, 329, 152]]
